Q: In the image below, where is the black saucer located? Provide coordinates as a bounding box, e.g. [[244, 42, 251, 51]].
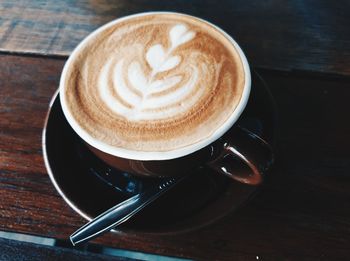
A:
[[43, 71, 277, 235]]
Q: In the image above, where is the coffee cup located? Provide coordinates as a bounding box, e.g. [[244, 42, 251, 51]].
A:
[[59, 12, 274, 185]]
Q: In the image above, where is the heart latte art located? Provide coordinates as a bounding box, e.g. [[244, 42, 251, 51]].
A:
[[62, 13, 246, 154]]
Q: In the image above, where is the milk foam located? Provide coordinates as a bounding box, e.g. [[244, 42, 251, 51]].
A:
[[98, 24, 205, 120], [61, 13, 248, 157]]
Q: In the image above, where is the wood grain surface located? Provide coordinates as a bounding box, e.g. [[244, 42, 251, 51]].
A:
[[1, 54, 350, 260], [0, 0, 350, 76], [0, 237, 132, 261]]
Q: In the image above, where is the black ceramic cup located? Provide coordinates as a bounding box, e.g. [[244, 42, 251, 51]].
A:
[[59, 12, 274, 185]]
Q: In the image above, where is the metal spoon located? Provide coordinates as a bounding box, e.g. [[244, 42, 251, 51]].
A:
[[70, 176, 183, 246]]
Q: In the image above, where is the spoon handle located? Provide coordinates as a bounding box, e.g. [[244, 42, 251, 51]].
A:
[[70, 177, 181, 246]]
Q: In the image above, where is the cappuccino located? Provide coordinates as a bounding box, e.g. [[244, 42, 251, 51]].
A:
[[60, 13, 249, 159]]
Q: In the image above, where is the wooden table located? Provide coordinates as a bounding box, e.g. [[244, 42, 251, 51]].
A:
[[1, 1, 350, 260]]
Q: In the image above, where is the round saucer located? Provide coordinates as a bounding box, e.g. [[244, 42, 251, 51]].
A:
[[43, 71, 277, 234]]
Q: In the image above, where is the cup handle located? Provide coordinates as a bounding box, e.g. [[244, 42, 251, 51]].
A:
[[208, 126, 274, 185]]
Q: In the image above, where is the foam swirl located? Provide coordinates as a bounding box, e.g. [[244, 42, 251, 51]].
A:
[[99, 24, 219, 121], [63, 13, 246, 153]]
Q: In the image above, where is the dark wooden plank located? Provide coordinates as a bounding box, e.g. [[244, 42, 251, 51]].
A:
[[1, 54, 350, 260], [0, 0, 350, 76], [0, 237, 132, 261]]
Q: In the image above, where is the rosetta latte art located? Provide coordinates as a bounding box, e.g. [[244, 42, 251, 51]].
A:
[[63, 13, 245, 153], [99, 24, 215, 120]]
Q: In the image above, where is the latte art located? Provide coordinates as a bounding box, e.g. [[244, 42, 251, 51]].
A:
[[99, 24, 208, 120], [61, 13, 247, 157]]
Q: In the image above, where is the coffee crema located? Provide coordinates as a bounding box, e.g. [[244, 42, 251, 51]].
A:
[[62, 13, 246, 153]]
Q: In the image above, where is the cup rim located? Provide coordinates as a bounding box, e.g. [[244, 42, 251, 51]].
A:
[[59, 11, 251, 161]]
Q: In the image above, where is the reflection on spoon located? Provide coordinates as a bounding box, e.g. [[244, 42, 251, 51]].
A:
[[70, 176, 184, 246]]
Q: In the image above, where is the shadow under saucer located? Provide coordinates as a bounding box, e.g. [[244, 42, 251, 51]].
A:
[[43, 71, 277, 235]]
